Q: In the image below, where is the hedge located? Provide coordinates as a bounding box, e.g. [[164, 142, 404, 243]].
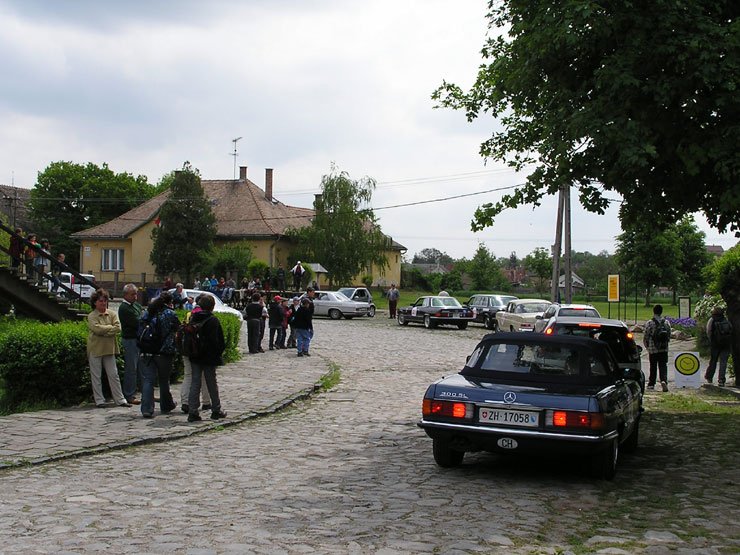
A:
[[0, 313, 242, 413]]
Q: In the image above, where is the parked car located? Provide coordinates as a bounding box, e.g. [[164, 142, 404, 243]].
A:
[[533, 303, 601, 333], [50, 272, 97, 301], [466, 294, 519, 330], [495, 299, 551, 332], [542, 316, 644, 389], [397, 296, 475, 329], [418, 332, 643, 479], [165, 288, 244, 322], [312, 291, 369, 320], [337, 287, 376, 317]]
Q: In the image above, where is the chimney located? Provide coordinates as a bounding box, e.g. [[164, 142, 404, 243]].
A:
[[265, 168, 273, 201], [239, 166, 248, 181]]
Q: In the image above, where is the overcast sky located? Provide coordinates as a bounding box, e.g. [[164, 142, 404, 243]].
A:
[[1, 0, 735, 260]]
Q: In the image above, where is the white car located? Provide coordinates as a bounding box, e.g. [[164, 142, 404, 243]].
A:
[[533, 303, 601, 333], [49, 272, 97, 301], [166, 288, 243, 322], [312, 291, 370, 320], [495, 298, 551, 332]]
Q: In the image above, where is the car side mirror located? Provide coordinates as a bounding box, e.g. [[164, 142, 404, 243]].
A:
[[623, 368, 642, 382]]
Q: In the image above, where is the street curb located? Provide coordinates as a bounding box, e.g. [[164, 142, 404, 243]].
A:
[[0, 362, 335, 471]]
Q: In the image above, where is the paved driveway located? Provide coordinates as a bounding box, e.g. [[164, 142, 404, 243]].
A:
[[0, 318, 737, 554]]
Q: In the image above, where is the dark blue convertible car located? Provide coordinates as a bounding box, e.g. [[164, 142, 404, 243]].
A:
[[418, 333, 643, 479]]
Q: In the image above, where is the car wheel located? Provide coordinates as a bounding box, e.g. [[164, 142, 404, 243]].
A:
[[457, 322, 468, 330], [328, 308, 342, 320], [485, 316, 495, 330], [424, 315, 435, 329], [510, 325, 516, 332], [432, 438, 464, 468], [592, 437, 618, 480], [622, 418, 640, 454], [367, 305, 376, 317], [398, 314, 408, 326]]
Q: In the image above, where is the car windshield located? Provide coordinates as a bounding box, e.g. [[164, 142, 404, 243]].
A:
[[498, 296, 517, 304], [184, 290, 224, 307], [466, 342, 608, 378], [559, 308, 600, 318], [334, 291, 351, 301], [337, 288, 353, 297], [431, 297, 462, 308]]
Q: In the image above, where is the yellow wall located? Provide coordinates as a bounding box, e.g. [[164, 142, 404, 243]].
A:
[[79, 227, 401, 288]]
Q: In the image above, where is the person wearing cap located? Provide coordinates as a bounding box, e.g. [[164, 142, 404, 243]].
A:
[[268, 294, 286, 350], [290, 260, 305, 291]]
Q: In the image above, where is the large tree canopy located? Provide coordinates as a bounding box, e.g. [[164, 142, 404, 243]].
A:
[[29, 161, 154, 268], [288, 166, 389, 287], [434, 1, 739, 235]]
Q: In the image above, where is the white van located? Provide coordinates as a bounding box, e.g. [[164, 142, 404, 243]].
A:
[[49, 272, 97, 301]]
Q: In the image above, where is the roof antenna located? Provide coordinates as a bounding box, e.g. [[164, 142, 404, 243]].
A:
[[230, 137, 242, 180]]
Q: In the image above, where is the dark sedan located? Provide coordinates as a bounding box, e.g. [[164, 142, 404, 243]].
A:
[[397, 296, 475, 329], [466, 294, 518, 330], [418, 333, 643, 479]]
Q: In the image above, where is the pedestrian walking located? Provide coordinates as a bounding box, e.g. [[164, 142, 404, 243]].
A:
[[387, 283, 400, 319], [705, 306, 733, 386], [187, 294, 227, 422], [644, 304, 671, 391], [87, 288, 130, 408]]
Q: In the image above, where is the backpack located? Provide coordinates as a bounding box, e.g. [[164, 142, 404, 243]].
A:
[[713, 318, 732, 347], [176, 316, 211, 358], [137, 313, 163, 354], [652, 318, 670, 350]]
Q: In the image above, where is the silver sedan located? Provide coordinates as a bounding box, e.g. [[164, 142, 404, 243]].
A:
[[312, 291, 369, 320]]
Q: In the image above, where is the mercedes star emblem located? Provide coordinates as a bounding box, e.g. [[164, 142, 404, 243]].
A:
[[503, 391, 516, 404]]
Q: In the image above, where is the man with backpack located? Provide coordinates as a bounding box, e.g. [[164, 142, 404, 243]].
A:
[[187, 294, 227, 422], [644, 304, 672, 391], [138, 291, 180, 418], [705, 306, 733, 387]]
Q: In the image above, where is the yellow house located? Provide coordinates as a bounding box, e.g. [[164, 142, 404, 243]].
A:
[[72, 167, 405, 288]]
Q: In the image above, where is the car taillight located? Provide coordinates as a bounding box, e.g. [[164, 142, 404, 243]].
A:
[[544, 327, 554, 335], [548, 410, 604, 429], [577, 322, 601, 328], [423, 399, 473, 420], [626, 332, 634, 340]]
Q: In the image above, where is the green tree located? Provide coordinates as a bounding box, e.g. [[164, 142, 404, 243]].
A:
[[29, 161, 155, 268], [202, 241, 253, 282], [287, 166, 389, 287], [150, 163, 216, 284], [615, 226, 681, 306], [468, 243, 508, 291], [433, 2, 739, 236], [412, 248, 453, 266], [572, 250, 618, 295], [704, 246, 740, 373], [674, 216, 712, 297], [523, 247, 552, 296]]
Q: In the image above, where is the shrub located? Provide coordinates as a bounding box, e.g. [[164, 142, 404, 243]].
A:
[[0, 320, 92, 411]]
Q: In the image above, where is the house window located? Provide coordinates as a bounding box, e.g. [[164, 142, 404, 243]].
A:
[[102, 248, 124, 271]]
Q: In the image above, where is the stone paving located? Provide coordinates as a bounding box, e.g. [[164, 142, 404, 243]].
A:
[[0, 315, 737, 554]]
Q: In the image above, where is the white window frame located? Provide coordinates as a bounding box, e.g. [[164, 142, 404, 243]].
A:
[[101, 248, 124, 271]]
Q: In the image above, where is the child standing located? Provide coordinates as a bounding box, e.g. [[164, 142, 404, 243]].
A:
[[291, 298, 313, 357]]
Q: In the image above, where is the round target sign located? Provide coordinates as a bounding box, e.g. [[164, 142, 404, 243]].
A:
[[674, 353, 700, 376]]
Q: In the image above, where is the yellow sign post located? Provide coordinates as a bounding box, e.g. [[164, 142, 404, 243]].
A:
[[607, 274, 620, 303]]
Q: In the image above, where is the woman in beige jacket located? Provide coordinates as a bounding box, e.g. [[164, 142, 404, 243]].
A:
[[87, 288, 130, 408]]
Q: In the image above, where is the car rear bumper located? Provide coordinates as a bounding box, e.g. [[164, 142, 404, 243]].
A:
[[418, 419, 617, 454]]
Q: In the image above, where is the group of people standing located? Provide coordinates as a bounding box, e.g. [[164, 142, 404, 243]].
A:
[[8, 228, 62, 288], [243, 287, 315, 356], [86, 284, 227, 423]]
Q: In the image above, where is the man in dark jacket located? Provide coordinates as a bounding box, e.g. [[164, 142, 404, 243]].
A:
[[268, 295, 285, 350], [187, 294, 227, 422], [705, 306, 733, 386], [243, 292, 263, 354], [118, 283, 143, 404]]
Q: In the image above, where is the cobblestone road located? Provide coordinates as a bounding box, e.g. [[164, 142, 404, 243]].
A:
[[0, 317, 737, 554]]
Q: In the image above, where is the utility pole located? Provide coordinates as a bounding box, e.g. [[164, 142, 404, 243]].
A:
[[550, 187, 564, 302], [563, 184, 572, 303], [550, 184, 573, 303]]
